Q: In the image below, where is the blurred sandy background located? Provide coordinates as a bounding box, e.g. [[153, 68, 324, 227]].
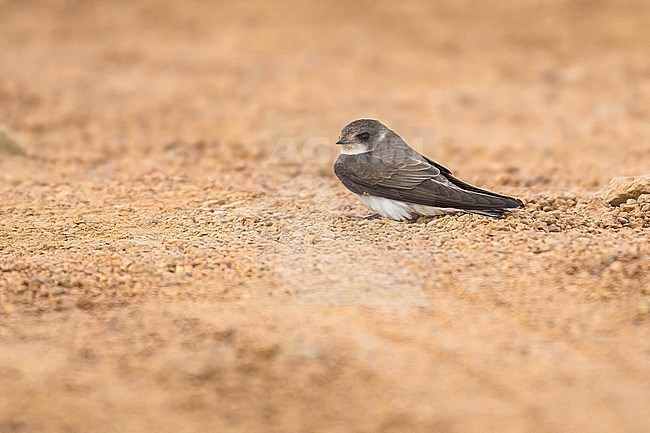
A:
[[1, 0, 649, 432]]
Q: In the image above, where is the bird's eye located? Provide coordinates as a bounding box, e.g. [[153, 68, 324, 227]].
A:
[[357, 132, 371, 141]]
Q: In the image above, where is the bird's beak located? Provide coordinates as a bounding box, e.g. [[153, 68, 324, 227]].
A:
[[336, 138, 352, 145]]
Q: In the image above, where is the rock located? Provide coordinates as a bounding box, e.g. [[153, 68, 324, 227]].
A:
[[0, 125, 26, 156], [600, 175, 650, 206]]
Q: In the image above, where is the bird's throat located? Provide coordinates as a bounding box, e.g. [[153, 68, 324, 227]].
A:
[[339, 143, 370, 155]]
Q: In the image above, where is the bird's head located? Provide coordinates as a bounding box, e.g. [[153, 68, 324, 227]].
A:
[[336, 119, 390, 155]]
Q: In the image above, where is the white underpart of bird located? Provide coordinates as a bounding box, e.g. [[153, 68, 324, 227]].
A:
[[356, 195, 461, 221]]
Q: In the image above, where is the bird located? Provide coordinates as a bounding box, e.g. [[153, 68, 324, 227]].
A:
[[333, 119, 523, 221]]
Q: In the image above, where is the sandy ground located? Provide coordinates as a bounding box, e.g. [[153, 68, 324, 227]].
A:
[[1, 0, 650, 432]]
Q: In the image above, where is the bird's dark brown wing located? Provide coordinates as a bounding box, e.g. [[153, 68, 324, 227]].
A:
[[334, 153, 522, 210]]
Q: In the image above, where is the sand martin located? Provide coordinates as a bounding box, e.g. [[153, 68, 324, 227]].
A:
[[333, 119, 523, 221]]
